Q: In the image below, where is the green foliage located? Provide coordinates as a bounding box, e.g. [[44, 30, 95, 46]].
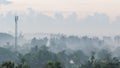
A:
[[45, 61, 62, 68], [1, 61, 14, 68], [0, 61, 30, 68], [55, 61, 62, 68], [1, 45, 120, 68], [80, 56, 120, 68], [1, 56, 120, 68], [46, 61, 55, 68]]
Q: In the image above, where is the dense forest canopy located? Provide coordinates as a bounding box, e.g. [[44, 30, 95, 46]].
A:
[[0, 32, 120, 68]]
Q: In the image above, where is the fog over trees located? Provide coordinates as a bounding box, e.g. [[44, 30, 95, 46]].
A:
[[0, 32, 120, 68], [0, 10, 120, 68]]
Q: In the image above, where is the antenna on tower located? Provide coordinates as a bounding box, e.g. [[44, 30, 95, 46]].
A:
[[15, 15, 18, 52]]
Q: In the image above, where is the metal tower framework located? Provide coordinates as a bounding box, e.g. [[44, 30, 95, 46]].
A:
[[15, 16, 18, 51]]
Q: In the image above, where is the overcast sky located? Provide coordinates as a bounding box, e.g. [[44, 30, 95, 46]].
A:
[[0, 0, 120, 36]]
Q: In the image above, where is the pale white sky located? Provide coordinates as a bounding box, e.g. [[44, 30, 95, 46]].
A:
[[0, 0, 120, 20]]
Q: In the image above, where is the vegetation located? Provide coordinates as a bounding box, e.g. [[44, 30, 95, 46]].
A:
[[0, 55, 120, 68], [1, 33, 120, 68], [0, 46, 120, 68]]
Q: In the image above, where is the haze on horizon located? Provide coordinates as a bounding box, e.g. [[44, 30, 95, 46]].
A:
[[0, 0, 120, 36]]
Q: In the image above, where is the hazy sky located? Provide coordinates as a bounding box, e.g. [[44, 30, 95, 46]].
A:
[[1, 0, 120, 19], [0, 0, 120, 36]]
